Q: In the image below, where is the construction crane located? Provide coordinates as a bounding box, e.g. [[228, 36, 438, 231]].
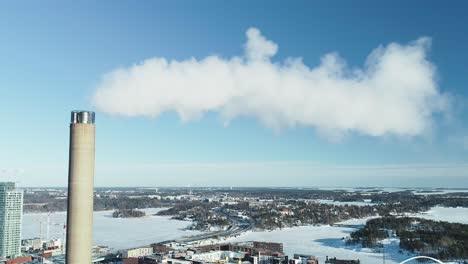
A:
[[32, 212, 66, 254]]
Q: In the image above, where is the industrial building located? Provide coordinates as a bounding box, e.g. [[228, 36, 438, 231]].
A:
[[0, 182, 23, 259]]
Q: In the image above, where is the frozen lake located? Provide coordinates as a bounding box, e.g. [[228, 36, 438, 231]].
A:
[[22, 208, 203, 249]]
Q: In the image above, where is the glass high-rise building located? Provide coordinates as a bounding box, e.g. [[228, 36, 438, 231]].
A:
[[0, 182, 23, 258]]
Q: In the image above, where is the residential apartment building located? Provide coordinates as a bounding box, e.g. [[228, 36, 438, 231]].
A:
[[0, 182, 23, 258]]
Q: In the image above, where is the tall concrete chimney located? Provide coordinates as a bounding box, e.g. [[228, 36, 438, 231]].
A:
[[66, 111, 95, 264]]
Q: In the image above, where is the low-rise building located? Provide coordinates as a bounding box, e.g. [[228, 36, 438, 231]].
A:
[[292, 254, 318, 264], [139, 254, 163, 264], [2, 255, 33, 264], [123, 247, 154, 258], [163, 258, 193, 264], [189, 251, 245, 263], [122, 257, 139, 264], [257, 252, 287, 264], [21, 238, 42, 251]]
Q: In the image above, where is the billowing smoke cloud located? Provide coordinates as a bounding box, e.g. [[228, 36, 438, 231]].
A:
[[93, 28, 448, 137]]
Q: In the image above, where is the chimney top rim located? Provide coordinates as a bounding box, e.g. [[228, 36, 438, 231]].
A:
[[71, 110, 95, 124]]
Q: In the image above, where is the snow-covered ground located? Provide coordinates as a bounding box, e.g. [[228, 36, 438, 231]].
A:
[[22, 208, 203, 249], [412, 206, 468, 224], [412, 190, 468, 195], [195, 206, 468, 264], [316, 187, 468, 195], [315, 199, 375, 206], [213, 217, 413, 264]]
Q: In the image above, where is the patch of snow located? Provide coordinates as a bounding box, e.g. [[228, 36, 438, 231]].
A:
[[411, 206, 468, 224], [200, 217, 411, 264], [337, 217, 378, 226], [315, 199, 375, 207]]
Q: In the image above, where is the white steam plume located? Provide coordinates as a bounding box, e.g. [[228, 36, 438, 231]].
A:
[[93, 27, 448, 137]]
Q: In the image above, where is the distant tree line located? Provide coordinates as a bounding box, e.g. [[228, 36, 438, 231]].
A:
[[112, 209, 146, 218], [23, 194, 175, 212]]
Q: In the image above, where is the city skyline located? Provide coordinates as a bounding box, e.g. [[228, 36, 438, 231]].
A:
[[1, 1, 468, 187]]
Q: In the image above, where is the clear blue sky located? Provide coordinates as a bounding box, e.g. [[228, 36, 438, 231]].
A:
[[1, 1, 467, 187]]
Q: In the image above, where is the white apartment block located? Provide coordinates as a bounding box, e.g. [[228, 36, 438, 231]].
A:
[[0, 182, 23, 258]]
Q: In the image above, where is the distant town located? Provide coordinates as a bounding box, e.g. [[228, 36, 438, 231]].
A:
[[2, 184, 468, 263]]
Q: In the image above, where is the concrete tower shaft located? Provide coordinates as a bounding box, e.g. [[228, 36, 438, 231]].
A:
[[66, 111, 95, 264]]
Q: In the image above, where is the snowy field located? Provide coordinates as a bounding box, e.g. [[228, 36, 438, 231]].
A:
[[413, 206, 468, 224], [315, 199, 375, 206], [215, 217, 413, 264], [22, 208, 203, 249]]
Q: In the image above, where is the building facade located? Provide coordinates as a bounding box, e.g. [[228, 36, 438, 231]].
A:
[[0, 182, 23, 258], [123, 247, 154, 258]]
